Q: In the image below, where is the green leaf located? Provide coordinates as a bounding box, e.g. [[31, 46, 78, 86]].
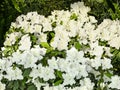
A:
[[46, 47, 53, 53], [60, 21, 63, 25], [27, 85, 37, 90], [96, 0, 104, 3], [7, 81, 14, 88], [103, 86, 108, 90], [116, 52, 120, 60], [30, 35, 37, 44], [13, 81, 19, 90], [40, 42, 50, 48], [19, 80, 26, 90], [47, 50, 66, 58], [50, 38, 54, 43], [50, 32, 55, 38], [54, 79, 63, 86], [31, 35, 37, 41], [11, 0, 21, 12], [3, 47, 14, 56], [110, 47, 115, 53], [55, 70, 63, 79], [104, 71, 113, 78], [23, 68, 31, 77], [70, 13, 78, 20], [106, 0, 115, 13], [74, 42, 81, 50], [52, 22, 56, 27]]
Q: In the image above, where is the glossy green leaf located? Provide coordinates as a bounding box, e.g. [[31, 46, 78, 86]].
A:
[[74, 42, 81, 50], [50, 32, 55, 38], [56, 70, 63, 79], [104, 71, 113, 78], [54, 79, 63, 86], [70, 13, 78, 20], [40, 42, 50, 48], [23, 68, 31, 77]]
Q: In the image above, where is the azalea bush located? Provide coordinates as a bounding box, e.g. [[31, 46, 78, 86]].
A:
[[0, 1, 120, 90]]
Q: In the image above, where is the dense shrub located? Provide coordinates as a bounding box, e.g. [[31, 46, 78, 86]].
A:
[[0, 1, 120, 89]]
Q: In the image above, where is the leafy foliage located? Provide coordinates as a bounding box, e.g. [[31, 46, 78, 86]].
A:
[[83, 0, 120, 23]]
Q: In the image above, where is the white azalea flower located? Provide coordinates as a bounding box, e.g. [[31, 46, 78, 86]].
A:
[[4, 32, 21, 46], [0, 82, 5, 90], [80, 78, 94, 90], [66, 47, 86, 64], [0, 58, 12, 71], [76, 65, 88, 79], [101, 58, 113, 70], [90, 57, 101, 69], [19, 51, 38, 68], [40, 66, 55, 81], [32, 78, 47, 90], [19, 34, 31, 51], [4, 67, 23, 80], [89, 41, 104, 57], [108, 75, 120, 89], [57, 58, 69, 72], [30, 68, 40, 79], [62, 73, 75, 85], [48, 57, 58, 70], [89, 16, 97, 23], [108, 36, 120, 49], [30, 45, 46, 59]]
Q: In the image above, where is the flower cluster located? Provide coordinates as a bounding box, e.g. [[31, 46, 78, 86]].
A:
[[0, 1, 120, 90]]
